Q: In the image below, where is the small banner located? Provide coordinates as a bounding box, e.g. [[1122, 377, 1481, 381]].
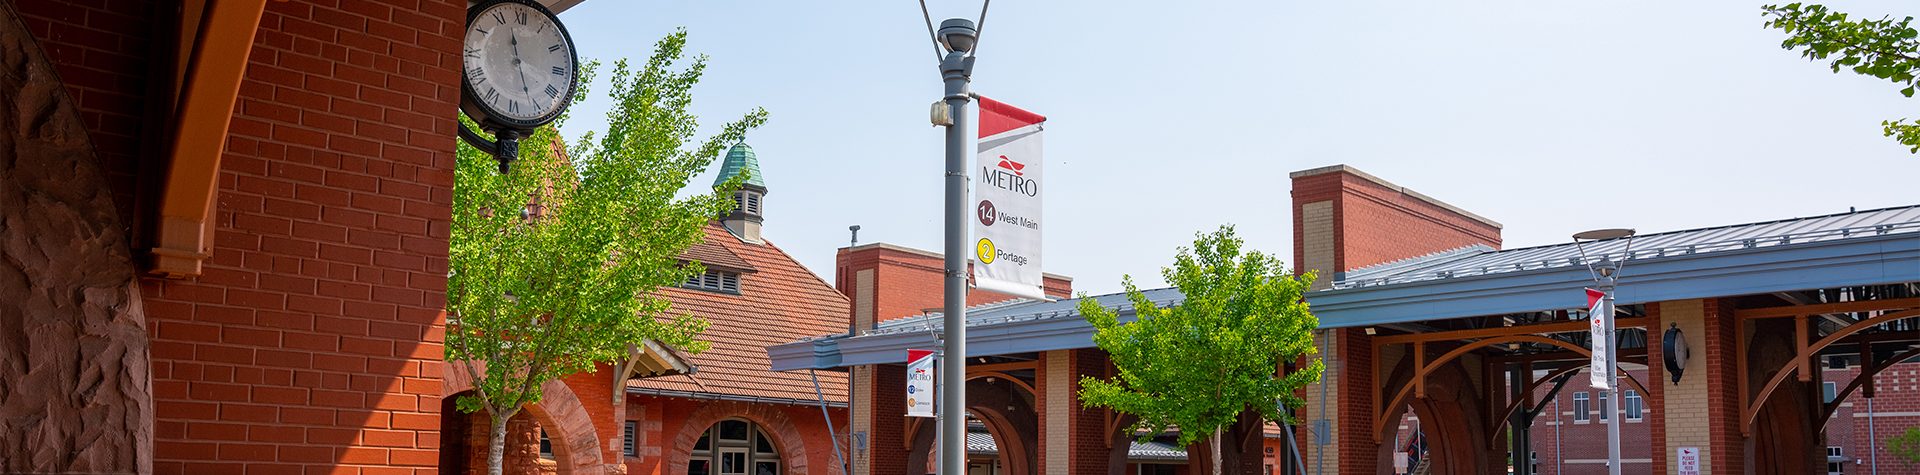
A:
[[972, 97, 1047, 300], [906, 349, 936, 418], [1587, 288, 1611, 389]]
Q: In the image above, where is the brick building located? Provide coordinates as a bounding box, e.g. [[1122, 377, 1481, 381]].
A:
[[1, 1, 859, 474], [434, 141, 861, 475], [773, 164, 1920, 475], [1, 0, 482, 473]]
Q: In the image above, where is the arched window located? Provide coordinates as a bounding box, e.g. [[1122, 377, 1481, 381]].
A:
[[688, 419, 780, 475]]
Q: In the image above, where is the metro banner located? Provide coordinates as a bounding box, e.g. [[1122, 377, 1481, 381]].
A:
[[1587, 288, 1610, 389], [906, 349, 935, 418], [972, 97, 1047, 300]]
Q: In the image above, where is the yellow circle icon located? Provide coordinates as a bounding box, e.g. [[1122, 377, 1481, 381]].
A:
[[976, 238, 997, 264]]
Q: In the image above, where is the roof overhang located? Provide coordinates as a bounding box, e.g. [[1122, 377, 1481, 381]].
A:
[[623, 340, 695, 379], [770, 232, 1920, 371], [1309, 232, 1920, 327]]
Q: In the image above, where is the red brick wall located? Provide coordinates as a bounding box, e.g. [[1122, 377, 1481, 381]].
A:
[[1823, 360, 1920, 474], [1517, 369, 1654, 474], [1290, 167, 1501, 274], [1332, 328, 1377, 475], [13, 0, 164, 236], [625, 395, 849, 475], [1701, 299, 1745, 475], [40, 0, 469, 473], [836, 245, 1071, 325], [561, 366, 623, 469]]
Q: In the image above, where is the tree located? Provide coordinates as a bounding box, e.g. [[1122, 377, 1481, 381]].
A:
[[446, 30, 766, 475], [1892, 426, 1920, 463], [1076, 225, 1325, 475], [1763, 3, 1920, 153]]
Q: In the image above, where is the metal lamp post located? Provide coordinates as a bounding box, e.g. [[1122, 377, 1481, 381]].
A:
[[920, 3, 989, 472], [1572, 228, 1635, 475]]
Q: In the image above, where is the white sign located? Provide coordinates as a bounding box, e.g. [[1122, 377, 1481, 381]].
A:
[[1677, 446, 1700, 475], [972, 97, 1047, 300], [906, 349, 935, 418], [1588, 288, 1611, 389]]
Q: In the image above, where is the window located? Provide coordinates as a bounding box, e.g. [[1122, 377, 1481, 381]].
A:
[[1598, 391, 1610, 421], [1823, 381, 1838, 403], [684, 270, 742, 293], [1829, 356, 1850, 369], [624, 420, 638, 457], [1572, 392, 1590, 423], [733, 191, 763, 216], [1624, 390, 1643, 421], [539, 429, 553, 459], [689, 419, 780, 475]]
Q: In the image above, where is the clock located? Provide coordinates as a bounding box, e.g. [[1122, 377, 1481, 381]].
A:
[[460, 0, 578, 130]]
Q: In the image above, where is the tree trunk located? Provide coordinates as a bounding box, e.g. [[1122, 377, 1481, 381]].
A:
[[1211, 427, 1223, 475], [488, 412, 510, 475]]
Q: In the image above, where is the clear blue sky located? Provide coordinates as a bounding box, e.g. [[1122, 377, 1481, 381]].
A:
[[556, 1, 1919, 296]]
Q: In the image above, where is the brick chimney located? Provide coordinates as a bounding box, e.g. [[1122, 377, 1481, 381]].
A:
[[835, 243, 1072, 334], [1289, 165, 1501, 289]]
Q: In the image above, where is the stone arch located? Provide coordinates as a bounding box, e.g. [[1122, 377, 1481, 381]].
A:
[[666, 400, 813, 475], [0, 4, 151, 473], [442, 362, 607, 475]]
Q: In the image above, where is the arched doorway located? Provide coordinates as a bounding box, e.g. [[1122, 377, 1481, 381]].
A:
[[685, 419, 785, 475]]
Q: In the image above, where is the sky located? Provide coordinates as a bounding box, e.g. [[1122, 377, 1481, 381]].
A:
[[553, 1, 1920, 296]]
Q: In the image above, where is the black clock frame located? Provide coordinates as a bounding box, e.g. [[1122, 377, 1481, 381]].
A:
[[457, 0, 580, 173]]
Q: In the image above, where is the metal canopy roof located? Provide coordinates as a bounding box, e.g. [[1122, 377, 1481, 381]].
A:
[[1335, 205, 1920, 289], [768, 205, 1920, 371], [965, 431, 1187, 461]]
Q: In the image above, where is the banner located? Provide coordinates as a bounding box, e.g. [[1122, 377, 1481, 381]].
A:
[[973, 97, 1047, 300], [906, 349, 935, 418], [1587, 288, 1610, 389]]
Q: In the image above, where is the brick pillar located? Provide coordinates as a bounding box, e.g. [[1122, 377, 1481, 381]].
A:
[[1299, 328, 1375, 475], [1036, 350, 1071, 475], [1656, 299, 1745, 474], [1068, 350, 1116, 474]]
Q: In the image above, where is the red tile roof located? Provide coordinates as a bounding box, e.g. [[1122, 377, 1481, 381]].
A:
[[630, 222, 850, 403]]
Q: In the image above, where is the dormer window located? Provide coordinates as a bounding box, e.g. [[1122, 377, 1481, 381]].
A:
[[684, 269, 742, 293]]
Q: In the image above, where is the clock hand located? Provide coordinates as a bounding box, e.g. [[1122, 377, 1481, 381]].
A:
[[511, 34, 533, 110]]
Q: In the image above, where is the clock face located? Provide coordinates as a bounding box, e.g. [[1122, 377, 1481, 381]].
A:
[[463, 0, 576, 128]]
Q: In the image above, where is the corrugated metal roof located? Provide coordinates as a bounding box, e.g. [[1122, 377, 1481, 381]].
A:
[[1332, 205, 1920, 289], [862, 287, 1187, 338], [964, 431, 1187, 461]]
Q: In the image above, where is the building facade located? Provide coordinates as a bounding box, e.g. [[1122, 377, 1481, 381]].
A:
[[773, 164, 1920, 475]]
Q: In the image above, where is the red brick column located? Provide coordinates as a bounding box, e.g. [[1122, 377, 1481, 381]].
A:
[[1332, 328, 1378, 475]]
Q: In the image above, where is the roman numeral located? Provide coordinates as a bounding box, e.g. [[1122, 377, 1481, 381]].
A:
[[544, 84, 559, 99], [551, 66, 565, 76], [467, 67, 485, 82], [474, 27, 489, 35], [491, 11, 506, 24], [548, 44, 562, 53], [484, 87, 499, 103], [509, 100, 519, 114], [536, 22, 548, 34], [464, 47, 479, 59], [515, 11, 528, 25]]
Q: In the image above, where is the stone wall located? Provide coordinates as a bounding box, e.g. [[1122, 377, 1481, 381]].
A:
[[0, 2, 152, 473]]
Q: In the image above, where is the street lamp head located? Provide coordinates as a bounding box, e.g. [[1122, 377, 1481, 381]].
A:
[[937, 18, 978, 53], [1573, 228, 1636, 241]]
